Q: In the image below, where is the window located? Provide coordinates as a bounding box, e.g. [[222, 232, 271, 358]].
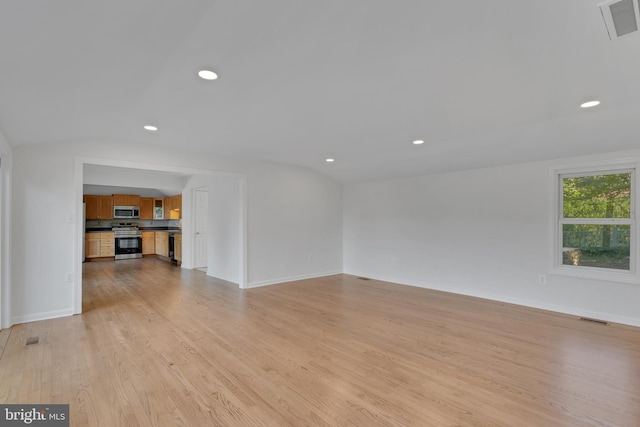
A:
[[554, 165, 638, 282]]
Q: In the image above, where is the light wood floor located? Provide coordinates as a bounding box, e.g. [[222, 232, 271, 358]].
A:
[[1, 258, 639, 426]]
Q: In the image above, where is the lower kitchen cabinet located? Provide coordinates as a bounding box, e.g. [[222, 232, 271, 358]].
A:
[[85, 232, 114, 259], [155, 232, 168, 257], [142, 231, 155, 255], [100, 232, 115, 257], [86, 230, 175, 260], [85, 233, 101, 258]]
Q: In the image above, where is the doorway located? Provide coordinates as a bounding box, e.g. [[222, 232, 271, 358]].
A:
[[73, 157, 247, 315]]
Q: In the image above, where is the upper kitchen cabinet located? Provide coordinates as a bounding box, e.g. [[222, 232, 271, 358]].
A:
[[165, 194, 182, 219], [153, 198, 164, 219], [84, 195, 114, 220], [140, 198, 154, 220], [113, 194, 141, 207], [175, 194, 182, 219]]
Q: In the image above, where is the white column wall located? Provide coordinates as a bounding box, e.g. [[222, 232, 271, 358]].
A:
[[207, 176, 242, 284], [0, 129, 12, 328], [181, 174, 244, 285]]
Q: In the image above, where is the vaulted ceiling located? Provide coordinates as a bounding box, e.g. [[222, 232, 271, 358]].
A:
[[1, 1, 640, 182]]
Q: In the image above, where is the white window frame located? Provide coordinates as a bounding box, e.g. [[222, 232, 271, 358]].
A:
[[550, 161, 640, 284]]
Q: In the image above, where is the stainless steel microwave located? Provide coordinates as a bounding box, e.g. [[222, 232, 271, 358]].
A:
[[114, 206, 140, 219]]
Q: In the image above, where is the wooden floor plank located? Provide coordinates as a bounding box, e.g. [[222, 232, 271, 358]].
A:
[[1, 257, 639, 426]]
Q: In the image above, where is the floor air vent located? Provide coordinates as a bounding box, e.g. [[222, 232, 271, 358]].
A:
[[580, 317, 609, 325], [25, 336, 40, 346], [600, 0, 640, 39], [357, 277, 371, 281]]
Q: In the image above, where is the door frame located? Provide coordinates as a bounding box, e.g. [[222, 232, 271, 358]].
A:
[[193, 187, 208, 270], [73, 156, 248, 315]]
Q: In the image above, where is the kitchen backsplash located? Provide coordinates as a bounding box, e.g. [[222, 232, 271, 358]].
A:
[[86, 219, 182, 229]]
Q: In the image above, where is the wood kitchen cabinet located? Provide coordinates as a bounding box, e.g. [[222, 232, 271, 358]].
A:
[[99, 197, 114, 220], [163, 196, 172, 219], [174, 234, 182, 263], [153, 199, 164, 219], [84, 195, 98, 219], [174, 194, 182, 219], [142, 231, 155, 255], [85, 232, 115, 259], [113, 194, 141, 206], [85, 233, 101, 258], [155, 232, 168, 257], [100, 232, 115, 257], [165, 194, 182, 219], [84, 195, 114, 220], [140, 198, 154, 220]]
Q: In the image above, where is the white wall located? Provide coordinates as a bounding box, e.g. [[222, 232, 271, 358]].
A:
[[84, 164, 186, 194], [246, 163, 344, 287], [182, 164, 345, 287], [181, 174, 243, 284], [10, 140, 343, 325], [0, 129, 12, 328], [83, 185, 167, 198], [205, 176, 242, 284], [344, 150, 640, 327]]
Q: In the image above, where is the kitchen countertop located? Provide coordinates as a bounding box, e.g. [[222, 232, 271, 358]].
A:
[[140, 227, 181, 231]]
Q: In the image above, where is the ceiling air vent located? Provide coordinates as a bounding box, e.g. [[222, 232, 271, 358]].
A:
[[600, 0, 640, 39]]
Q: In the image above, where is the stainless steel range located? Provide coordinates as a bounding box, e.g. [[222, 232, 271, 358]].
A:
[[112, 223, 142, 260]]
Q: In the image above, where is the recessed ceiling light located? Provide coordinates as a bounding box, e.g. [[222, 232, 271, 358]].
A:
[[143, 125, 158, 131], [580, 100, 600, 108], [413, 140, 425, 145], [326, 158, 335, 163], [198, 70, 218, 80]]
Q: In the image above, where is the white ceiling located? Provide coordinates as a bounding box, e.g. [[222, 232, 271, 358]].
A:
[[2, 0, 640, 183]]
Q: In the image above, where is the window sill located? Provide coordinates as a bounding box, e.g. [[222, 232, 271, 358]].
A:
[[551, 265, 640, 284]]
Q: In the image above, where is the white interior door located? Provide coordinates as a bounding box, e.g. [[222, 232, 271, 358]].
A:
[[194, 189, 208, 269]]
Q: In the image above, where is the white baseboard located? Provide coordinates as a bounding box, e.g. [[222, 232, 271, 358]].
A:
[[11, 308, 75, 326], [345, 271, 640, 328], [247, 270, 343, 289]]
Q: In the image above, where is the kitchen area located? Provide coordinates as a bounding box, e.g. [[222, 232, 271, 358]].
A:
[[84, 192, 183, 265]]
